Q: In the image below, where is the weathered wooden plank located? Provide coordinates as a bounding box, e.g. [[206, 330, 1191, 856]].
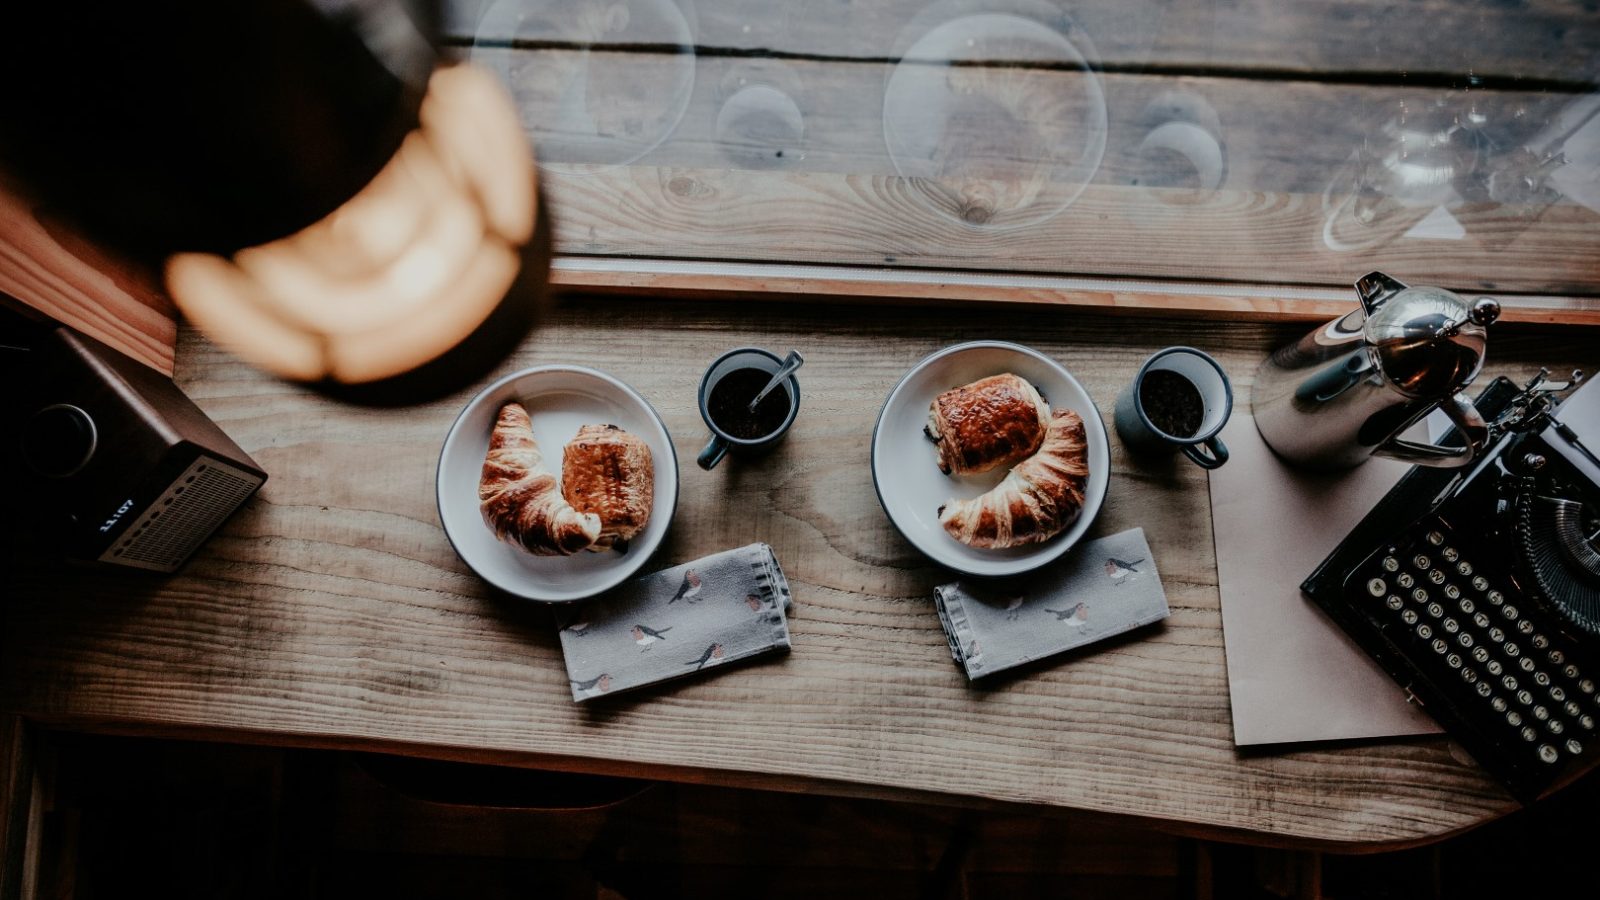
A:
[[2, 309, 1592, 847], [442, 0, 1600, 83]]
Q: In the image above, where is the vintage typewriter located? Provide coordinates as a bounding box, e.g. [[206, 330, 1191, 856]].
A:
[[1305, 371, 1600, 802]]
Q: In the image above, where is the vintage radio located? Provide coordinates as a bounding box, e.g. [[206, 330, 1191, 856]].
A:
[[10, 326, 266, 573]]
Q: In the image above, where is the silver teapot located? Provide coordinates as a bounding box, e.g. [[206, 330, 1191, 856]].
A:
[[1253, 271, 1501, 470]]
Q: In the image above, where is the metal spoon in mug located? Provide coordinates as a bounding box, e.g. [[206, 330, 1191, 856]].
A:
[[748, 350, 805, 412]]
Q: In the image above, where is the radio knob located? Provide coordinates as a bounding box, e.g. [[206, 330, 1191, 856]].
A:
[[21, 404, 97, 478]]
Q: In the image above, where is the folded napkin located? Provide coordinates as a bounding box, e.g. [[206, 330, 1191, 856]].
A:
[[554, 543, 793, 702], [934, 527, 1170, 680]]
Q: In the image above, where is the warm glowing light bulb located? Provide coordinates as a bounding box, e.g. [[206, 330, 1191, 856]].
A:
[[166, 64, 538, 390]]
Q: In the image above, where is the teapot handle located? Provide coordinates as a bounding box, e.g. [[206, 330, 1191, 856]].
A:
[[1373, 393, 1489, 468]]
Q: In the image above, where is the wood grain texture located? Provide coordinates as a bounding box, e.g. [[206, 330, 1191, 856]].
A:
[[442, 0, 1600, 83], [0, 716, 41, 900], [2, 303, 1595, 848], [457, 41, 1600, 302], [0, 179, 176, 375]]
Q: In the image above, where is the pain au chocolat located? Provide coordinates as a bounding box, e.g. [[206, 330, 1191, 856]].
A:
[[925, 373, 1050, 475], [479, 402, 603, 555], [561, 424, 654, 550]]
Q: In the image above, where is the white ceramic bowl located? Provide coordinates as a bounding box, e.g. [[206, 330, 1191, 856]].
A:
[[871, 341, 1111, 577], [437, 365, 680, 602]]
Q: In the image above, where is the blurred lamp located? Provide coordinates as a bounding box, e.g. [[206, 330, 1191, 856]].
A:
[[0, 0, 543, 402]]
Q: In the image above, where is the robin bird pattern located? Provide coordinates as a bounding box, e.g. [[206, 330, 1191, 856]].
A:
[[1003, 594, 1025, 620], [631, 623, 671, 649], [1104, 557, 1144, 584], [570, 673, 612, 699], [563, 619, 591, 636], [669, 570, 703, 603], [687, 643, 725, 670], [1046, 602, 1090, 627]]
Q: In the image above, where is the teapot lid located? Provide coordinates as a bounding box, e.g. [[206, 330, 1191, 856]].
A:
[[1364, 282, 1501, 399]]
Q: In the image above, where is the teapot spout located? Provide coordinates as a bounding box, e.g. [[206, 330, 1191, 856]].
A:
[[1355, 271, 1409, 316]]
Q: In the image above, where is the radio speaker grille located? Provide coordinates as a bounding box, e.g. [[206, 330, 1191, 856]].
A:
[[99, 456, 264, 573]]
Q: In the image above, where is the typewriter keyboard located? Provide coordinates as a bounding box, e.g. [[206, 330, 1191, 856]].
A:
[[1351, 517, 1600, 797]]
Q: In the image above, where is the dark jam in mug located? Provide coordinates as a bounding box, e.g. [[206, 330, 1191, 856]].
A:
[[1139, 369, 1204, 438], [708, 367, 791, 439]]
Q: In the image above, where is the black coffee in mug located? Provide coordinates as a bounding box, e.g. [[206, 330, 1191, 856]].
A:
[[707, 367, 790, 439], [1138, 369, 1204, 438]]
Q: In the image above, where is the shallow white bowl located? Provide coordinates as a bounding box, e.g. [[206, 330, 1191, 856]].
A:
[[871, 341, 1111, 577], [437, 365, 680, 602]]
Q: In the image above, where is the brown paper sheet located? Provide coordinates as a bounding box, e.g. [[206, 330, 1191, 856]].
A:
[[1210, 414, 1441, 746]]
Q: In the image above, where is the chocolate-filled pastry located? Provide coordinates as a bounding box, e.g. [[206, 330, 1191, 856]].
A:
[[479, 402, 601, 555], [562, 424, 655, 550], [939, 409, 1089, 550], [926, 373, 1050, 475]]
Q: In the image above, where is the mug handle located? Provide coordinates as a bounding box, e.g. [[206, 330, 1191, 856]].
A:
[[1183, 435, 1229, 470], [697, 435, 729, 471]]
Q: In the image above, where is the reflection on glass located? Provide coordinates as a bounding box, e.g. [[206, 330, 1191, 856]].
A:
[[715, 62, 806, 169], [883, 12, 1107, 228], [472, 0, 696, 171], [1133, 91, 1227, 201]]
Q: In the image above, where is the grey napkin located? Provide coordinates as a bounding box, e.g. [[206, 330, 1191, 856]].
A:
[[555, 543, 793, 701], [934, 527, 1169, 680]]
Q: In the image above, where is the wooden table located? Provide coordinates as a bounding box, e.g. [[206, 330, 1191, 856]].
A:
[[2, 300, 1593, 851]]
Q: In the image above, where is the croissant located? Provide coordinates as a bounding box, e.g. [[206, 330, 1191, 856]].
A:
[[939, 409, 1090, 549], [479, 402, 601, 555], [562, 424, 654, 550], [926, 373, 1050, 475]]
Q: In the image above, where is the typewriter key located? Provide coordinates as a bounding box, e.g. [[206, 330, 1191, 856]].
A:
[[1403, 609, 1420, 625], [1457, 560, 1473, 577], [1536, 672, 1551, 687], [1519, 690, 1535, 706], [1398, 573, 1416, 589], [1580, 678, 1595, 694], [1427, 602, 1444, 618], [1382, 556, 1400, 572], [1462, 668, 1478, 683], [1523, 726, 1540, 742], [1565, 665, 1582, 681], [1503, 605, 1519, 621], [1489, 627, 1506, 643], [1551, 685, 1565, 701], [1539, 744, 1560, 763], [1522, 657, 1537, 673], [1427, 531, 1444, 546], [1443, 617, 1459, 632], [1518, 620, 1535, 635], [1473, 647, 1490, 663], [1569, 704, 1586, 721], [1504, 674, 1520, 691], [1442, 546, 1460, 562], [1386, 595, 1404, 611], [1414, 555, 1432, 570], [1580, 714, 1594, 730], [1532, 635, 1550, 650], [1568, 739, 1584, 755], [1459, 632, 1475, 649], [1508, 710, 1523, 726], [1549, 650, 1565, 666], [1448, 653, 1463, 669], [1474, 612, 1491, 629], [1488, 660, 1504, 676], [1479, 579, 1494, 595], [1428, 569, 1447, 585], [1477, 682, 1494, 698], [1417, 624, 1434, 640], [1492, 696, 1509, 712], [1534, 705, 1550, 721], [1433, 639, 1449, 654], [1412, 587, 1429, 603], [1367, 578, 1387, 597], [1506, 642, 1521, 658], [1549, 719, 1565, 735], [1455, 595, 1471, 611]]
